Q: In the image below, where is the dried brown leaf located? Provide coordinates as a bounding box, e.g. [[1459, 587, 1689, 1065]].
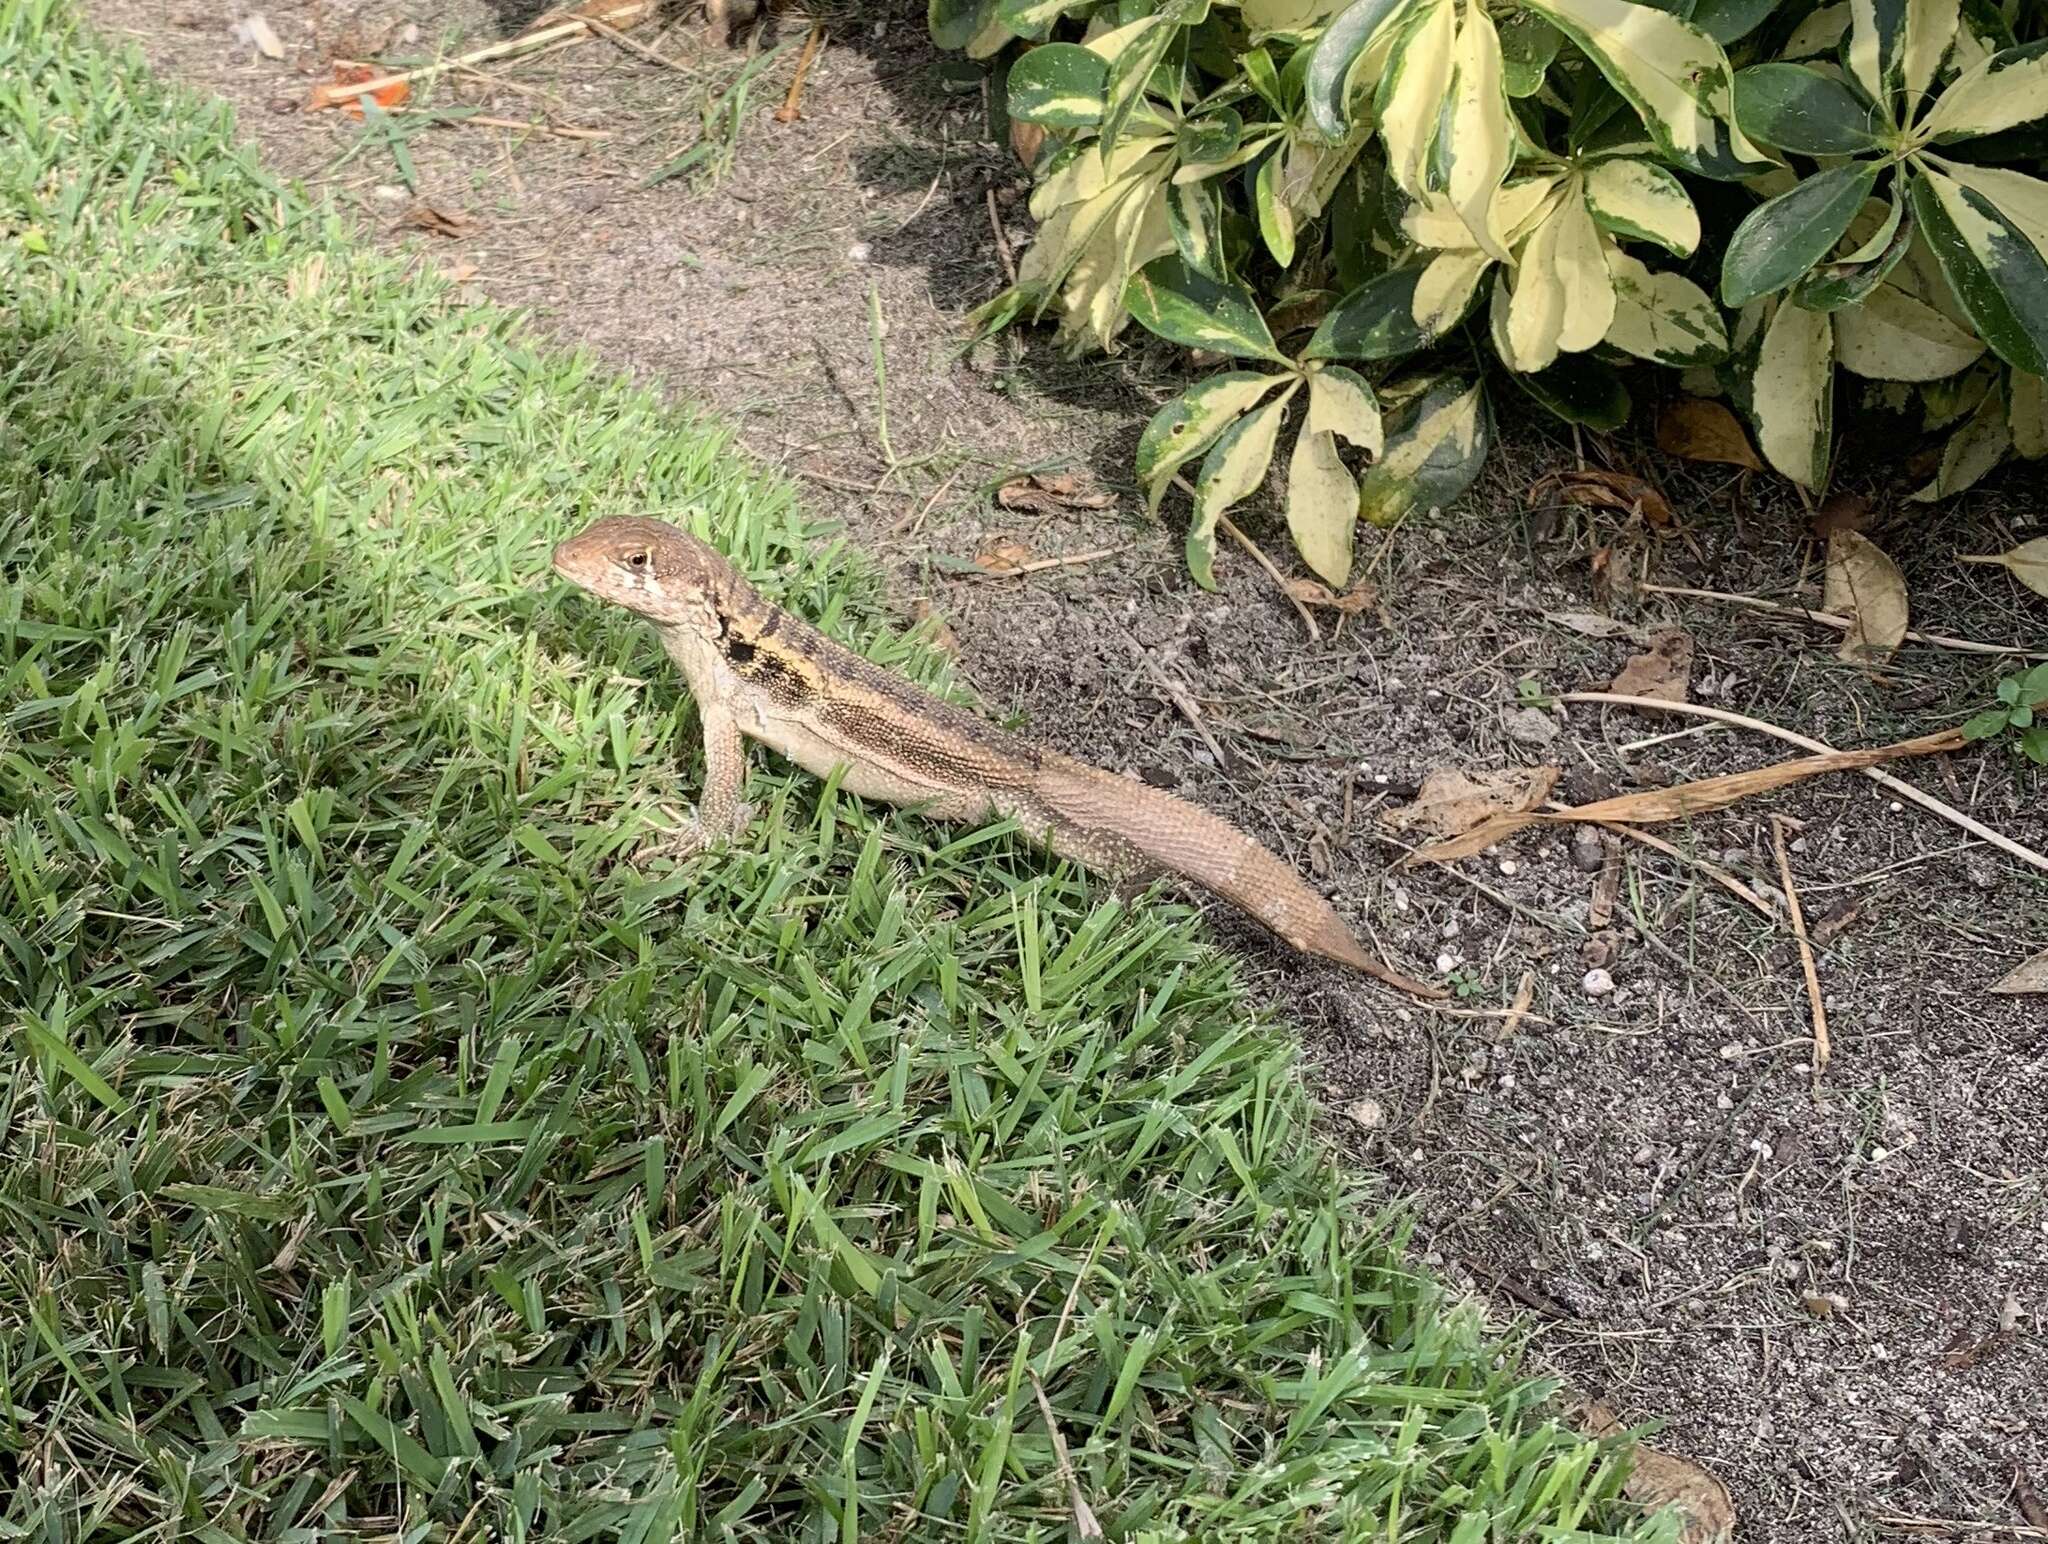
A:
[[1544, 610, 1645, 641], [973, 537, 1035, 574], [1009, 118, 1046, 166], [1823, 530, 1909, 666], [1991, 946, 2048, 995], [1283, 576, 1378, 615], [996, 471, 1116, 513], [1573, 1401, 1735, 1544], [1959, 536, 2048, 599], [1808, 491, 1873, 539], [1656, 398, 1762, 471], [1409, 723, 1967, 864], [398, 203, 477, 238], [1607, 626, 1693, 703], [1531, 469, 1677, 529], [1380, 766, 1560, 839]]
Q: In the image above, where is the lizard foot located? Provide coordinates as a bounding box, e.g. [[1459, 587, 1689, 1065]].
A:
[[630, 802, 753, 868]]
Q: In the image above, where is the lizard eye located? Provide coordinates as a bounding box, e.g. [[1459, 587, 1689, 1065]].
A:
[[625, 550, 651, 571]]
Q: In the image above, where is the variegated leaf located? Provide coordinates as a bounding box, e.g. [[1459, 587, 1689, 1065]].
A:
[[1357, 374, 1490, 526], [1308, 363, 1385, 452], [1187, 390, 1296, 589], [1833, 281, 1987, 380], [1377, 0, 1457, 195], [1287, 426, 1359, 585], [1910, 379, 2011, 498], [1584, 158, 1700, 255], [1750, 297, 1834, 487], [1604, 249, 1729, 364], [1138, 372, 1293, 511], [1922, 39, 2048, 141], [2010, 369, 2048, 456], [1447, 1, 1514, 259]]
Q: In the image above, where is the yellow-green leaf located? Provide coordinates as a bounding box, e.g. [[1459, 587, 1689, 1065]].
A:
[[1447, 1, 1514, 259], [1909, 378, 2011, 498], [1414, 248, 1493, 331], [1604, 249, 1729, 364], [1308, 363, 1384, 452], [1357, 374, 1489, 526], [1584, 157, 1700, 256], [1784, 2, 1850, 57], [1137, 372, 1293, 510], [1847, 0, 1959, 117], [1287, 426, 1358, 585], [1958, 535, 2048, 595], [1501, 190, 1613, 370], [1751, 297, 1834, 487], [1923, 40, 2048, 141], [2010, 369, 2048, 456], [1187, 390, 1296, 588], [1833, 281, 1987, 380], [1377, 0, 1456, 195]]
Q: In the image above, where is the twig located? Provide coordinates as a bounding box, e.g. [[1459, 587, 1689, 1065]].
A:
[[1122, 628, 1234, 772], [1028, 1376, 1105, 1540], [305, 19, 592, 108], [773, 24, 825, 123], [387, 108, 612, 139], [1218, 512, 1321, 642], [979, 544, 1129, 577], [1769, 816, 1830, 1072], [1642, 582, 2048, 660], [1561, 691, 2048, 877], [1589, 817, 1775, 918], [985, 187, 1018, 284], [578, 13, 692, 73], [892, 466, 962, 537], [866, 283, 894, 468]]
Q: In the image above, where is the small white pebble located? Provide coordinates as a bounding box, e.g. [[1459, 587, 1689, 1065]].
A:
[[1582, 968, 1615, 996], [1888, 800, 1903, 812], [1498, 859, 1519, 875], [1435, 952, 1459, 973], [1870, 1145, 1889, 1162], [848, 241, 871, 262], [1717, 1091, 1734, 1110]]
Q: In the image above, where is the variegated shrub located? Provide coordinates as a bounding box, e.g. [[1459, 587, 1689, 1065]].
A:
[[939, 0, 2048, 588]]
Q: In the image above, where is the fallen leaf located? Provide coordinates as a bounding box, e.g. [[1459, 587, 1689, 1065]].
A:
[[2017, 1467, 2048, 1533], [1408, 721, 1967, 864], [236, 12, 285, 58], [1823, 530, 1908, 666], [1608, 626, 1693, 703], [1009, 118, 1046, 166], [1808, 491, 1872, 539], [1283, 576, 1378, 615], [398, 203, 478, 238], [1656, 398, 1762, 471], [973, 537, 1034, 574], [996, 471, 1116, 513], [1573, 1401, 1735, 1544], [440, 259, 479, 285], [1959, 536, 2048, 599], [308, 65, 411, 115], [1544, 610, 1646, 641], [1991, 946, 2048, 995], [1531, 469, 1677, 529], [1380, 765, 1560, 839], [1343, 1098, 1384, 1129], [1800, 1290, 1842, 1317], [1810, 896, 1863, 946]]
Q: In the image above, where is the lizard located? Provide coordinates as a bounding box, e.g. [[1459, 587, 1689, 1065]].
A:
[[551, 515, 1445, 1001]]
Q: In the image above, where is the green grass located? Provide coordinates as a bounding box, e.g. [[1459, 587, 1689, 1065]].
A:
[[0, 4, 1670, 1538]]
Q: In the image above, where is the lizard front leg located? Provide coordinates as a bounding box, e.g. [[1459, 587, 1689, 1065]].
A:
[[638, 697, 751, 864]]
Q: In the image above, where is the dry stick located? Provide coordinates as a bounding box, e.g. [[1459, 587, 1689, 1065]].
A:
[[1218, 514, 1322, 641], [578, 13, 693, 74], [982, 544, 1130, 577], [1123, 629, 1234, 772], [1562, 691, 2048, 877], [305, 18, 593, 108], [1642, 582, 2048, 660], [1770, 816, 1830, 1071], [985, 187, 1018, 284], [1027, 1377, 1105, 1540], [1587, 817, 1774, 918], [774, 24, 826, 122]]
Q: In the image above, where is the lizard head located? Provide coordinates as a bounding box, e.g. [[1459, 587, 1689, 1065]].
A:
[[551, 516, 727, 628]]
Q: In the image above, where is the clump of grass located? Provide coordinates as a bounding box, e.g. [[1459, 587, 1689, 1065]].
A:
[[0, 3, 1670, 1538]]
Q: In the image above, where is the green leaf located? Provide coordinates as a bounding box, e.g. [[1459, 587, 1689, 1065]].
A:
[[1909, 377, 2011, 498], [1847, 0, 1961, 120], [930, 0, 1001, 49], [1125, 254, 1289, 361], [1793, 196, 1912, 311], [1008, 43, 1110, 128], [1178, 108, 1244, 163], [1304, 266, 1437, 360], [1304, 0, 1415, 140], [1136, 371, 1291, 510], [1500, 13, 1563, 96], [1356, 374, 1490, 527], [1909, 164, 2048, 375], [1186, 391, 1295, 587], [1688, 0, 1779, 43], [997, 0, 1084, 40], [1721, 163, 1880, 307], [1167, 179, 1227, 277], [1255, 151, 1298, 267], [1733, 63, 1885, 154], [1511, 353, 1632, 428], [1962, 708, 2011, 738]]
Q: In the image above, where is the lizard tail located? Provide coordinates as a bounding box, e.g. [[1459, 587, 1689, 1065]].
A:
[[1029, 757, 1447, 1001]]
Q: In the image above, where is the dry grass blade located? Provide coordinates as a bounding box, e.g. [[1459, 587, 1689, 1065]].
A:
[[1770, 816, 1830, 1071], [1030, 1376, 1105, 1540], [1411, 723, 1967, 864], [1589, 819, 1774, 918], [1641, 583, 2048, 659]]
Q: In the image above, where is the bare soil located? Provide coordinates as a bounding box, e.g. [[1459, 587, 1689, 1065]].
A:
[[81, 1, 2048, 1537]]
